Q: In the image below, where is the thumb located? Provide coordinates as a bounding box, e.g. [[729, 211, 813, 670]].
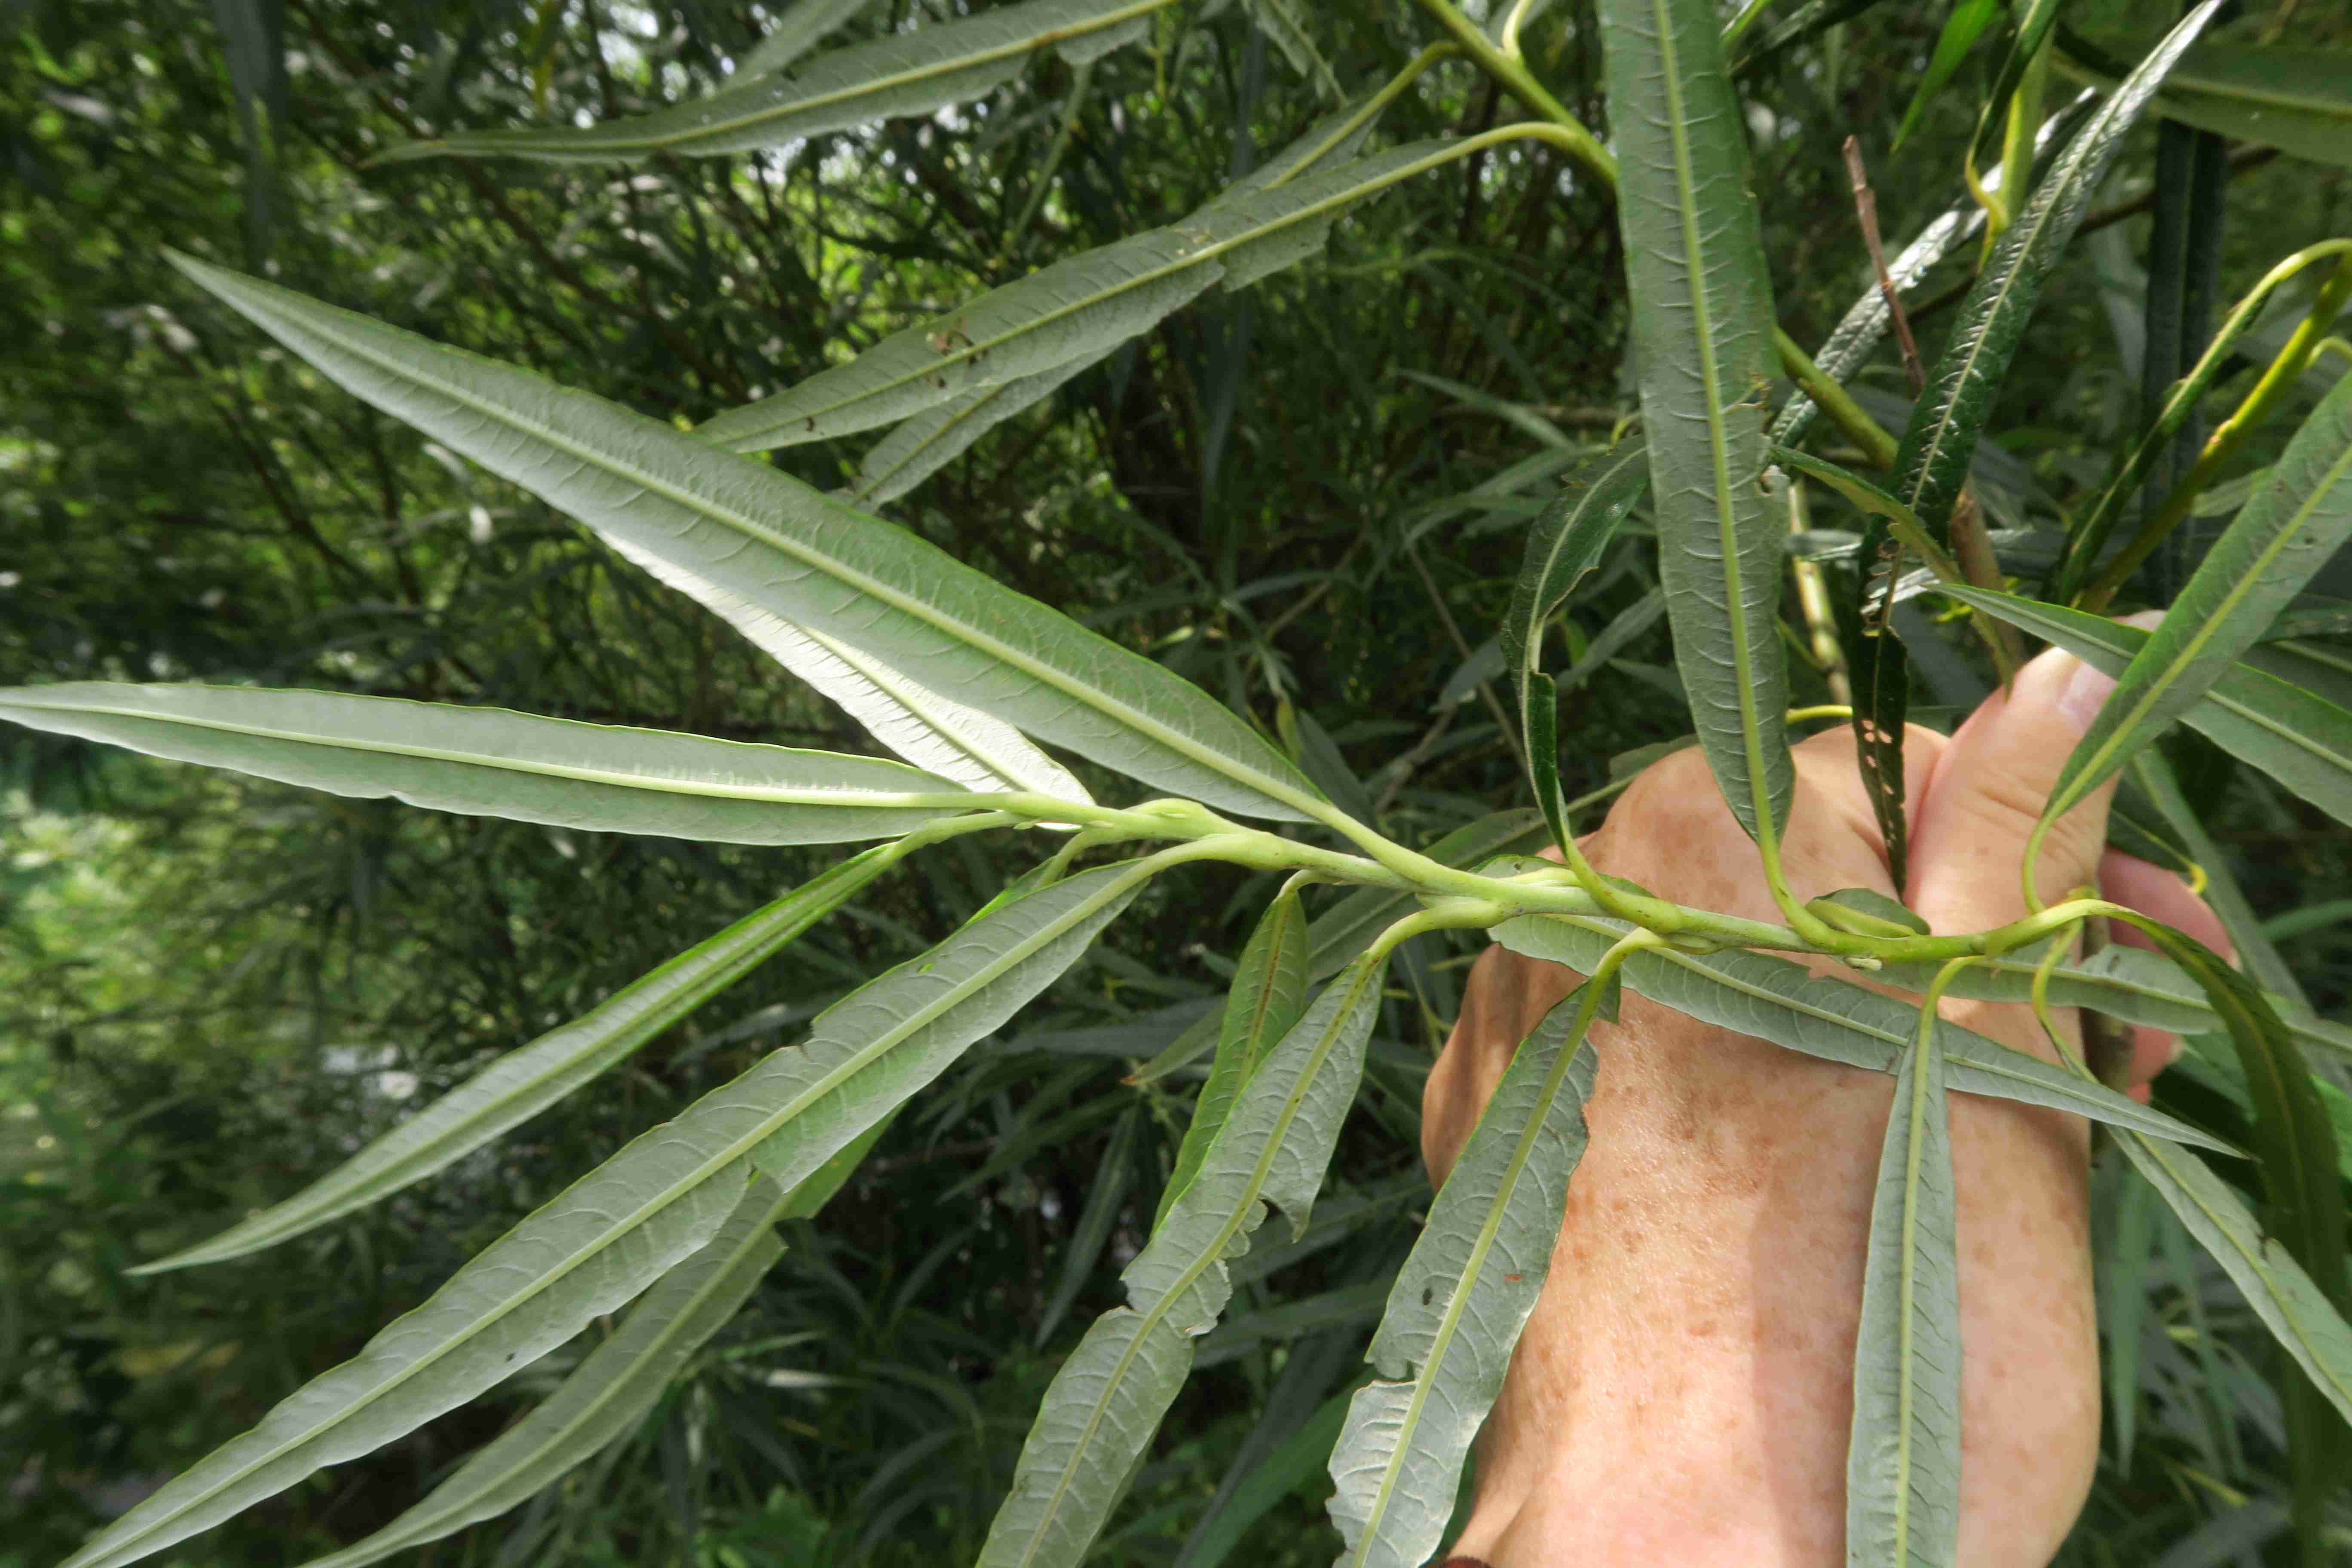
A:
[[1905, 643, 2123, 937]]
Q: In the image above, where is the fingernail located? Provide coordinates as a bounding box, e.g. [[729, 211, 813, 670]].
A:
[[2056, 655, 2119, 733]]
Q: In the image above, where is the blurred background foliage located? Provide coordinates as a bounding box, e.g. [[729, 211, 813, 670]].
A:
[[3, 0, 2351, 1562]]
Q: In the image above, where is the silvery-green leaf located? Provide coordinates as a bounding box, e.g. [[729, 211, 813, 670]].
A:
[[1157, 888, 1311, 1227], [734, 0, 876, 79], [980, 955, 1387, 1568], [2117, 1129, 2352, 1424], [1846, 1022, 1961, 1568], [0, 682, 971, 845], [168, 254, 1320, 824], [847, 347, 1113, 508], [604, 538, 1089, 799], [1307, 811, 1550, 980], [1770, 92, 2096, 447], [135, 840, 921, 1273], [377, 0, 1171, 164], [61, 866, 1146, 1568], [1944, 588, 2352, 831], [1489, 913, 2231, 1149], [1599, 0, 1793, 846], [292, 1112, 895, 1568], [1327, 988, 1600, 1568], [697, 141, 1470, 454], [2036, 371, 2352, 830]]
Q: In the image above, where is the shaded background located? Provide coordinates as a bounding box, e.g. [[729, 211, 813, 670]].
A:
[[4, 0, 2351, 1562]]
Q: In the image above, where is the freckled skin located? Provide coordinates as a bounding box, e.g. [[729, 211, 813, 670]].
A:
[[1424, 652, 2230, 1567]]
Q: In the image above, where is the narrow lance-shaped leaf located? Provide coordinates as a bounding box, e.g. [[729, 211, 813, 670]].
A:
[[1155, 886, 1311, 1228], [136, 837, 930, 1274], [1853, 5, 2220, 876], [2034, 371, 2352, 834], [1599, 0, 1795, 847], [294, 1111, 900, 1568], [1846, 1011, 1962, 1568], [60, 865, 1149, 1568], [169, 253, 1323, 824], [697, 139, 1479, 455], [1327, 986, 1602, 1568], [1485, 900, 2231, 1150], [1892, 0, 2001, 149], [376, 0, 1170, 164], [0, 683, 974, 846], [601, 538, 1090, 800], [1243, 0, 1341, 101], [2116, 1128, 2352, 1425], [1503, 442, 1650, 774], [1943, 588, 2352, 832], [1769, 91, 2096, 447], [978, 954, 1388, 1568]]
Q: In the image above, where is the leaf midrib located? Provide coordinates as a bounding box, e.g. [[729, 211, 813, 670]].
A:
[[0, 696, 971, 810], [233, 288, 1329, 823], [441, 0, 1169, 156], [1008, 956, 1380, 1568], [86, 865, 1148, 1568]]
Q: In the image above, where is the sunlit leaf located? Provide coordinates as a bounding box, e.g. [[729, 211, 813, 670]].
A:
[[377, 0, 1170, 164], [0, 683, 974, 845], [134, 839, 927, 1273], [169, 253, 1321, 823]]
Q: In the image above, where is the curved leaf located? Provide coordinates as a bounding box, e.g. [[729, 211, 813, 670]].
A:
[[1486, 902, 2232, 1150], [0, 682, 971, 845], [603, 538, 1090, 799], [978, 955, 1387, 1568], [1893, 0, 2001, 150], [61, 865, 1147, 1568], [2117, 1128, 2352, 1426], [2036, 371, 2352, 831], [168, 253, 1321, 824], [1155, 887, 1311, 1228], [135, 839, 925, 1274], [1327, 986, 1600, 1568], [1599, 0, 1793, 847], [697, 140, 1470, 454], [1846, 1016, 1961, 1568], [1503, 441, 1649, 762], [2062, 37, 2352, 172], [377, 0, 1170, 165], [1945, 588, 2352, 831]]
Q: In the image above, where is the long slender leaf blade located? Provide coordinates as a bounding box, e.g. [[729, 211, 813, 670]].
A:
[[134, 842, 913, 1274], [735, 0, 877, 79], [1945, 587, 2352, 830], [1156, 888, 1311, 1228], [2062, 39, 2352, 171], [1600, 0, 1794, 845], [377, 0, 1168, 164], [0, 683, 971, 845], [294, 1110, 897, 1568], [698, 141, 1459, 454], [2117, 1129, 2352, 1425], [1845, 1022, 1961, 1567], [61, 867, 1145, 1568], [848, 348, 1112, 508], [1892, 0, 2001, 149], [1327, 989, 1600, 1568], [603, 539, 1090, 799], [979, 955, 1387, 1568], [2040, 372, 2352, 825], [1487, 906, 2231, 1149], [1243, 0, 1341, 100], [168, 254, 1321, 823]]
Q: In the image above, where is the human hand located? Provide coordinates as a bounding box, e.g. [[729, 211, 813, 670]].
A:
[[1422, 643, 2231, 1566]]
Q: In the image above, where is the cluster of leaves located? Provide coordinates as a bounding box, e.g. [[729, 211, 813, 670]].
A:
[[9, 0, 2352, 1563]]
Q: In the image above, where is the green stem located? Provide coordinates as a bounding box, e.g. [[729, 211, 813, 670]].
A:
[[1271, 41, 1463, 188], [1719, 0, 1776, 54]]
